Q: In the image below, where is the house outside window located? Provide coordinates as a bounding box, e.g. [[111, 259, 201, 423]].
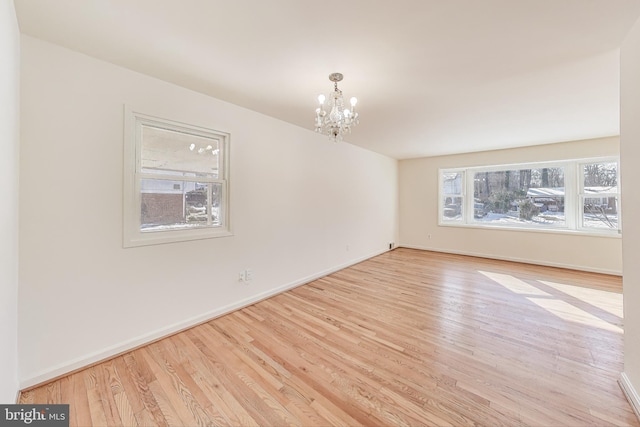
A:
[[124, 108, 231, 247]]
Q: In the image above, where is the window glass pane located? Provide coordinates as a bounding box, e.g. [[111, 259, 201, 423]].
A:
[[473, 167, 565, 227], [140, 179, 220, 231], [442, 196, 463, 222], [583, 196, 619, 230], [442, 172, 463, 195], [581, 162, 618, 230], [210, 182, 222, 226], [583, 162, 617, 188], [441, 172, 463, 222], [141, 124, 220, 178]]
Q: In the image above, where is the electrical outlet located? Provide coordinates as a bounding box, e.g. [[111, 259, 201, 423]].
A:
[[239, 269, 253, 283]]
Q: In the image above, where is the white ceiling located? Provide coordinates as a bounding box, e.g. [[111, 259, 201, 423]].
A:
[[14, 0, 640, 159]]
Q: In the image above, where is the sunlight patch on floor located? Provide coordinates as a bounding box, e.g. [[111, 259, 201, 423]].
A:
[[478, 271, 551, 296], [526, 297, 623, 333], [539, 280, 622, 318], [478, 270, 623, 334]]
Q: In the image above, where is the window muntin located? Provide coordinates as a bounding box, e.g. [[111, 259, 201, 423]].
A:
[[124, 108, 231, 247], [439, 158, 620, 235]]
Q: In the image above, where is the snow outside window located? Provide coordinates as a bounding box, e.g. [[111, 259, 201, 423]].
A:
[[124, 108, 231, 247]]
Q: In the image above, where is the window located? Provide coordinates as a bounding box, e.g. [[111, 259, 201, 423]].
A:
[[440, 170, 464, 223], [439, 158, 620, 235], [580, 161, 619, 231], [471, 166, 566, 228], [124, 108, 231, 247]]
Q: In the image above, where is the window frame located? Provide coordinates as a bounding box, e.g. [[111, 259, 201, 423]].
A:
[[438, 157, 620, 237], [123, 107, 232, 247]]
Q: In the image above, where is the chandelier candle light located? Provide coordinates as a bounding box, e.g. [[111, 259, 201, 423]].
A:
[[314, 72, 359, 142]]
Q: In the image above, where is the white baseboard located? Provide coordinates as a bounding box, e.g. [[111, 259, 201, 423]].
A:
[[19, 248, 389, 390], [620, 372, 640, 421], [399, 244, 622, 276]]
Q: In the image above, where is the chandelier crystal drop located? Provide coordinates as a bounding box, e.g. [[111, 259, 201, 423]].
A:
[[314, 72, 359, 142]]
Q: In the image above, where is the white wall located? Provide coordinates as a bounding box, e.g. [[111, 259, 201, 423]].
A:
[[399, 137, 622, 274], [621, 15, 640, 417], [0, 0, 20, 403], [19, 35, 398, 387]]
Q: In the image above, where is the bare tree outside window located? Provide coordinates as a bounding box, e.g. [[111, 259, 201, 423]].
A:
[[472, 167, 565, 227]]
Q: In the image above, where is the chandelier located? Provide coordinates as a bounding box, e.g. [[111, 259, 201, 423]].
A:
[[314, 72, 359, 142]]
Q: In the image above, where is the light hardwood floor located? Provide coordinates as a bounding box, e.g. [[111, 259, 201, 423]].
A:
[[20, 248, 639, 426]]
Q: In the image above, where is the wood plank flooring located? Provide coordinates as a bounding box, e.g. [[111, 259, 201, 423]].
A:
[[20, 248, 639, 426]]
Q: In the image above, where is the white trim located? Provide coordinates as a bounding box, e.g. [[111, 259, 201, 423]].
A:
[[398, 244, 622, 276], [620, 372, 640, 421], [18, 248, 389, 390], [438, 221, 622, 239]]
